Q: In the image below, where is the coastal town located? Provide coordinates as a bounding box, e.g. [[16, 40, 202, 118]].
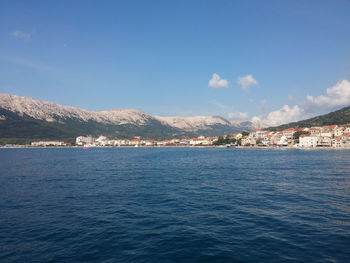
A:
[[12, 124, 349, 149]]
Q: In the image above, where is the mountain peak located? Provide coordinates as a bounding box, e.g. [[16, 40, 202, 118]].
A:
[[0, 93, 253, 141]]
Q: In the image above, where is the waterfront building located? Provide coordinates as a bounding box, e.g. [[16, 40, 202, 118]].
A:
[[334, 126, 345, 137], [76, 136, 95, 146], [277, 135, 288, 146], [129, 139, 141, 146], [96, 136, 107, 145], [241, 136, 256, 146], [332, 137, 344, 148], [282, 128, 296, 139], [31, 141, 66, 147], [317, 135, 332, 147], [262, 135, 272, 146], [299, 134, 318, 148], [342, 133, 350, 148], [250, 129, 263, 139], [309, 128, 321, 136]]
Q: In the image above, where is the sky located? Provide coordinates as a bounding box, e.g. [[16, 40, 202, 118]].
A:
[[1, 0, 350, 126]]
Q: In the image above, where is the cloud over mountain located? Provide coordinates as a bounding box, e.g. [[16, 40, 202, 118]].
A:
[[252, 105, 304, 128], [252, 79, 350, 128], [306, 79, 350, 109], [228, 111, 249, 120]]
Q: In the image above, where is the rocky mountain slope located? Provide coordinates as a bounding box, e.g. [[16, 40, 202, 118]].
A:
[[0, 94, 253, 143]]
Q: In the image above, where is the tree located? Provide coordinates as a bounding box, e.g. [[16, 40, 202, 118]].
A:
[[213, 136, 236, 145], [293, 131, 309, 140]]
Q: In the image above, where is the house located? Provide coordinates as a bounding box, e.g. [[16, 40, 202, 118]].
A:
[[145, 139, 155, 146], [332, 136, 343, 148], [322, 125, 337, 134], [208, 137, 218, 143], [96, 136, 107, 145], [262, 135, 272, 146], [31, 141, 66, 147], [317, 135, 332, 147], [129, 139, 141, 146], [250, 129, 264, 139], [342, 133, 350, 148], [241, 136, 256, 146], [299, 134, 317, 148], [309, 127, 321, 136], [277, 135, 289, 146], [269, 134, 279, 146], [180, 139, 189, 145], [283, 128, 296, 139], [76, 136, 95, 146], [334, 126, 345, 137], [189, 138, 211, 145]]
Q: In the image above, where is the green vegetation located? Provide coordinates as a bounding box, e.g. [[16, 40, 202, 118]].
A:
[[213, 136, 237, 145], [242, 131, 250, 136], [293, 131, 309, 140]]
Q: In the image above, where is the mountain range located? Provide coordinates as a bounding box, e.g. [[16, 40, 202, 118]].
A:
[[2, 93, 349, 144], [0, 94, 254, 144]]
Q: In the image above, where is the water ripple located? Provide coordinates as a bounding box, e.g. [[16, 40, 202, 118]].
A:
[[0, 148, 350, 262]]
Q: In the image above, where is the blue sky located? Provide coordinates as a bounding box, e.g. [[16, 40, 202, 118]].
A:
[[1, 0, 350, 125]]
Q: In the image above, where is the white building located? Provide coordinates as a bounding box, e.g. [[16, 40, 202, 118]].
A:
[[76, 136, 95, 146], [31, 141, 66, 147], [334, 127, 344, 137], [317, 133, 332, 147], [144, 139, 155, 146], [342, 133, 350, 147], [250, 129, 264, 139], [277, 136, 288, 146], [96, 136, 107, 145], [241, 136, 256, 146], [332, 137, 343, 148], [262, 135, 272, 146], [282, 128, 296, 139], [299, 135, 318, 148]]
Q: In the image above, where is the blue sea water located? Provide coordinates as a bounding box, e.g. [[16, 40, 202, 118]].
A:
[[0, 148, 350, 263]]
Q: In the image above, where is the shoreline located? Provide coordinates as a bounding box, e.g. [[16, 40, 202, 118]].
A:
[[1, 145, 350, 150]]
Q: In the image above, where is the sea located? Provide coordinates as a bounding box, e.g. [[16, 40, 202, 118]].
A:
[[0, 148, 349, 262]]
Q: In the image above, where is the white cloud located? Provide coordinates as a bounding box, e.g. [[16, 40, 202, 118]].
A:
[[306, 79, 350, 109], [252, 105, 304, 128], [208, 73, 228, 89], [12, 30, 31, 41], [250, 79, 350, 128], [288, 95, 294, 102], [237, 74, 258, 91], [228, 111, 249, 120]]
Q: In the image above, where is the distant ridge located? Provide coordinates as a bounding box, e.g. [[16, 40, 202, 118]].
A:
[[0, 93, 254, 143], [267, 105, 350, 130]]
